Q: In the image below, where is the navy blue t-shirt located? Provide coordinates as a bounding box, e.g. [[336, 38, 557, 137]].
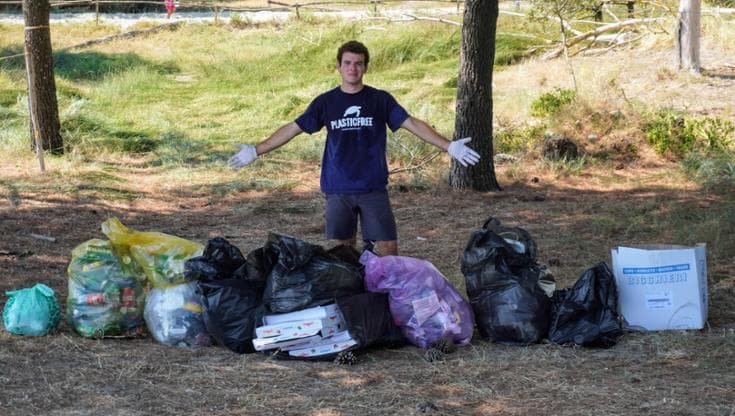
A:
[[295, 86, 410, 193]]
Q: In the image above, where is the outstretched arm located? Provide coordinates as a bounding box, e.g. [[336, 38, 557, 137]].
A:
[[255, 121, 304, 156], [229, 121, 304, 169], [400, 116, 480, 167], [255, 121, 303, 156], [400, 116, 451, 151]]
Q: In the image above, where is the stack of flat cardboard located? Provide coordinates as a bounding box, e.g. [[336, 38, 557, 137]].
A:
[[252, 303, 357, 357]]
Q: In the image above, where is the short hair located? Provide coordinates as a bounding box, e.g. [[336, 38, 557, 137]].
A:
[[337, 40, 370, 67]]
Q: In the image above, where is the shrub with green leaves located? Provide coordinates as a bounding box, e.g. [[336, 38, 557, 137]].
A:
[[708, 0, 735, 7], [531, 88, 576, 118], [493, 123, 546, 154], [645, 109, 734, 159]]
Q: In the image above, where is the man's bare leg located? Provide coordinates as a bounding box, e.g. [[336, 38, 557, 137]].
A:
[[375, 240, 397, 256]]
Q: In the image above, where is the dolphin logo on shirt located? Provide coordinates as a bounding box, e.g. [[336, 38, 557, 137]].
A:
[[343, 106, 361, 118]]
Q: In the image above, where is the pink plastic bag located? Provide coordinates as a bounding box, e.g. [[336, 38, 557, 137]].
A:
[[360, 251, 474, 348]]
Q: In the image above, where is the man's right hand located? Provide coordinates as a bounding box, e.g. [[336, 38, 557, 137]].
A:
[[228, 144, 258, 169]]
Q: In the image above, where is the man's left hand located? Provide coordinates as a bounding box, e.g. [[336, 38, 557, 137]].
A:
[[447, 137, 480, 167]]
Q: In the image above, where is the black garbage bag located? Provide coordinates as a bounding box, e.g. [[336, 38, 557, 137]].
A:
[[185, 237, 245, 281], [261, 233, 364, 313], [184, 237, 254, 280], [327, 244, 365, 275], [336, 292, 406, 349], [548, 262, 623, 348], [235, 246, 278, 289], [185, 237, 270, 353], [186, 237, 270, 292], [461, 217, 554, 345], [198, 278, 265, 354]]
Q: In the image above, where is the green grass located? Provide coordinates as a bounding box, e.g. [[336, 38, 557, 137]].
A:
[[682, 150, 735, 189], [1, 12, 733, 199], [0, 17, 540, 168]]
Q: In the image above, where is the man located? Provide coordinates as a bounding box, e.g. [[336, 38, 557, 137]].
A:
[[229, 40, 479, 256]]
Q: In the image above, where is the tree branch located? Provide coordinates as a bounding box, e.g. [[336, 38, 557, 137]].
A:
[[542, 17, 666, 60], [400, 13, 461, 26], [389, 152, 441, 174]]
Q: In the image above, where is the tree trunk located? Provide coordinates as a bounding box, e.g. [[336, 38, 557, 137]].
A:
[[676, 0, 701, 73], [449, 0, 500, 191], [23, 0, 63, 154]]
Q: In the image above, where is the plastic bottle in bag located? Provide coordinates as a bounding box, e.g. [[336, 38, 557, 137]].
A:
[[67, 239, 146, 338], [144, 281, 211, 348]]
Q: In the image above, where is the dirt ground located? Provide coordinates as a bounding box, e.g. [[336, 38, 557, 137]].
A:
[[2, 20, 735, 414], [2, 152, 735, 416]]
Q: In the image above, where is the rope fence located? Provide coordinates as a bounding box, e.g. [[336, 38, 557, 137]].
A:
[[0, 0, 465, 9], [0, 0, 471, 25], [0, 0, 469, 62]]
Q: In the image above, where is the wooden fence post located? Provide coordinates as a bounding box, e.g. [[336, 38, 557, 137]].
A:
[[95, 0, 99, 24], [24, 52, 45, 173]]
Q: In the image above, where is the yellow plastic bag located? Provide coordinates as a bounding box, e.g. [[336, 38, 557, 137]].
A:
[[101, 218, 204, 288]]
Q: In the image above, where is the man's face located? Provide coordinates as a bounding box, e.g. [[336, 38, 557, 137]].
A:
[[337, 52, 367, 86]]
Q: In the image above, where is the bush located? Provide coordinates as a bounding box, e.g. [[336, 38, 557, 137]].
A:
[[708, 0, 735, 7], [645, 109, 734, 159], [493, 123, 546, 154], [530, 88, 576, 118]]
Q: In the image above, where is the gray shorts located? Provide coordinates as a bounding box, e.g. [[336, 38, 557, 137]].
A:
[[325, 190, 397, 241]]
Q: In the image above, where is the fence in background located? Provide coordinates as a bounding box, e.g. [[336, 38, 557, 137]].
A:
[[0, 0, 474, 25]]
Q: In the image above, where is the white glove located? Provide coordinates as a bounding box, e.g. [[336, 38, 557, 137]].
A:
[[447, 137, 480, 167], [228, 144, 258, 169]]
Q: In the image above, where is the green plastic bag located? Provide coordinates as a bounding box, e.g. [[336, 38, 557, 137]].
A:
[[3, 283, 60, 336], [101, 217, 203, 288]]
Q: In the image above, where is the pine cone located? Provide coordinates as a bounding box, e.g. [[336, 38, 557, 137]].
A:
[[423, 347, 445, 363], [430, 337, 457, 354], [334, 350, 357, 365]]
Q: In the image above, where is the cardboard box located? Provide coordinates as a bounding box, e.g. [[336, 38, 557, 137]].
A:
[[252, 303, 348, 352], [252, 334, 324, 351], [611, 244, 708, 331], [287, 330, 358, 357], [263, 304, 340, 325], [256, 303, 345, 338], [255, 317, 345, 340]]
